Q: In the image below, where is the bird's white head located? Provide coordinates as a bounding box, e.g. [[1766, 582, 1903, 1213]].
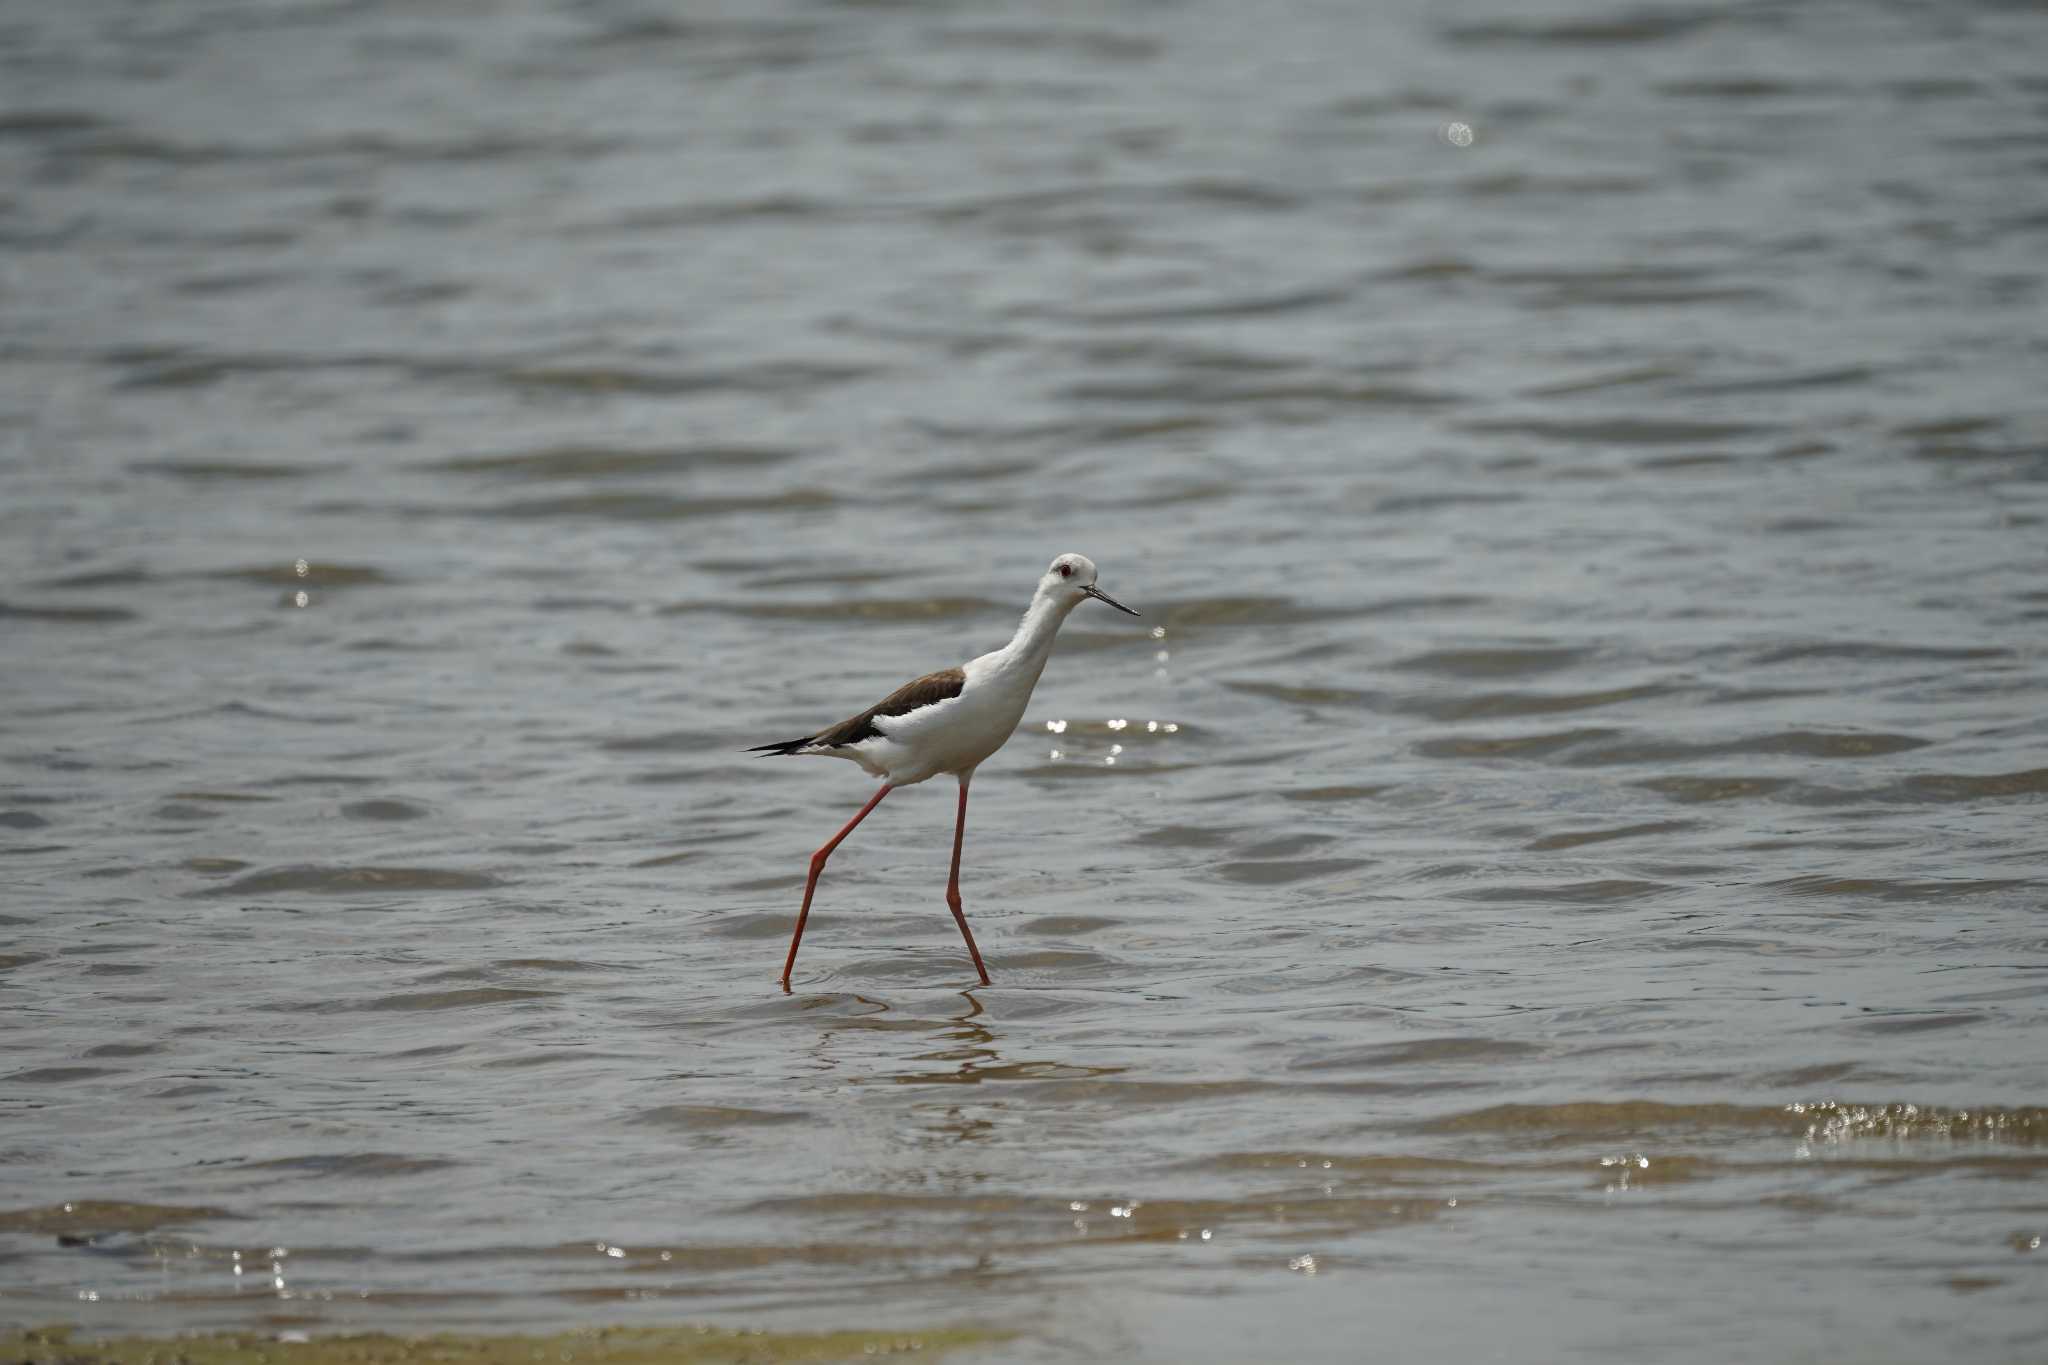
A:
[[1040, 553, 1141, 617]]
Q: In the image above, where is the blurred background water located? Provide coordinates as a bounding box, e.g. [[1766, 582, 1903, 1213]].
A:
[[3, 0, 2047, 1359]]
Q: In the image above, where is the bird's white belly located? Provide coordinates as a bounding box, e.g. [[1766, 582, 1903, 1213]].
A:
[[873, 680, 1031, 785]]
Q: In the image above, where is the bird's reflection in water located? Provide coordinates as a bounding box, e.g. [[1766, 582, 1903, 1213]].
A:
[[893, 992, 1124, 1087], [924, 1107, 998, 1146], [910, 990, 998, 1069], [910, 996, 1006, 1155], [798, 987, 1124, 1096]]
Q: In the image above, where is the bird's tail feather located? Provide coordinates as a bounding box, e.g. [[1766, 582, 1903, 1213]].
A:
[[746, 735, 816, 757]]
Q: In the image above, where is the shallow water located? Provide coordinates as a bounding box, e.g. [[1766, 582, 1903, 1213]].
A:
[[4, 0, 2047, 1359]]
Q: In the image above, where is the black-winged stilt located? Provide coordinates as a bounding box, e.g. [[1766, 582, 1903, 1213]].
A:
[[749, 553, 1141, 988]]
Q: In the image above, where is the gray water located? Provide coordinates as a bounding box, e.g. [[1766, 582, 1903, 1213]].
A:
[[4, 0, 2048, 1360]]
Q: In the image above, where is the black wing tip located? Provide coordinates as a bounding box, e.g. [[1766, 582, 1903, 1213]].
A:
[[746, 736, 815, 756]]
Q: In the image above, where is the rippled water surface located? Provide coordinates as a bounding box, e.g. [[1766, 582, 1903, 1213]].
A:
[[5, 0, 2048, 1359]]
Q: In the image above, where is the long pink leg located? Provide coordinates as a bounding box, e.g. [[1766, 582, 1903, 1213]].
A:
[[946, 778, 992, 985], [781, 784, 891, 989]]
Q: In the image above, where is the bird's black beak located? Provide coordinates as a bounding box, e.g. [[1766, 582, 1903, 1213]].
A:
[[1082, 584, 1141, 617]]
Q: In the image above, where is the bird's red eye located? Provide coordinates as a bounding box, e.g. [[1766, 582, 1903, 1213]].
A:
[[1057, 562, 1073, 578]]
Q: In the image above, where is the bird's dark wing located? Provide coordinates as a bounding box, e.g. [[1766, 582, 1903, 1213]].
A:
[[813, 667, 966, 748], [747, 667, 965, 755]]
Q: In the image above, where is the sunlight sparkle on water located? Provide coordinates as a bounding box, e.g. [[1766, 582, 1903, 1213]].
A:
[[1599, 1153, 1652, 1192]]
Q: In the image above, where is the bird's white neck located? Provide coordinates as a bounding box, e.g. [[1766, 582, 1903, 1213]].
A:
[[991, 586, 1077, 678]]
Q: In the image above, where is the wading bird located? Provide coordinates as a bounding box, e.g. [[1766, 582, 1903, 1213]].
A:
[[749, 553, 1141, 988]]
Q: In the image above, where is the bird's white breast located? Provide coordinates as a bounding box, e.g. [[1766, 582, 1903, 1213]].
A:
[[867, 652, 1043, 784]]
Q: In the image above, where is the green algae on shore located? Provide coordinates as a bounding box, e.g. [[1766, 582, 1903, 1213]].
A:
[[5, 1325, 1009, 1365]]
